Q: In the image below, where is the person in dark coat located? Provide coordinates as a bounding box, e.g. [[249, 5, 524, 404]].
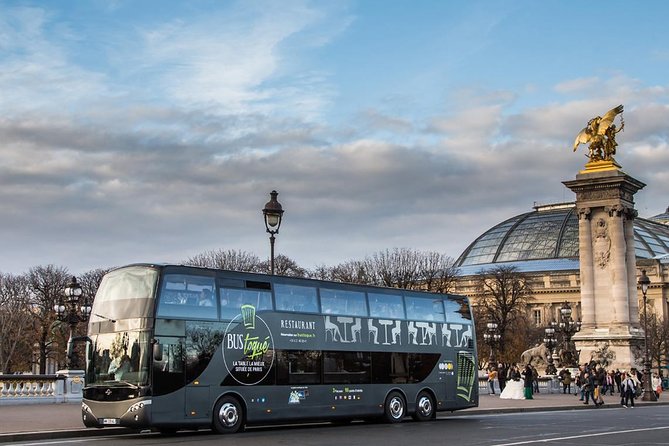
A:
[[523, 365, 534, 400], [498, 363, 508, 391]]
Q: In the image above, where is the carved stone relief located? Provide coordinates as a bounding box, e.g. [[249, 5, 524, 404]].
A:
[[593, 218, 611, 269]]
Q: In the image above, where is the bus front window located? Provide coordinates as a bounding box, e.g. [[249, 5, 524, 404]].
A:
[[87, 331, 151, 387]]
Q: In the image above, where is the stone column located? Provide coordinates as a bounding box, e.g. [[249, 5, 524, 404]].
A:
[[577, 207, 595, 328], [607, 204, 631, 327], [563, 167, 646, 371]]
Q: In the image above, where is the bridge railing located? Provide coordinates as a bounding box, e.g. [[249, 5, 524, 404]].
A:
[[0, 370, 84, 405]]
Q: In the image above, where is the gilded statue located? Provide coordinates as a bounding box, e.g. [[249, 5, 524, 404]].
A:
[[573, 104, 624, 162]]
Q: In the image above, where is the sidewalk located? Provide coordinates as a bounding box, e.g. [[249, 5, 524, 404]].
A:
[[1, 392, 667, 443]]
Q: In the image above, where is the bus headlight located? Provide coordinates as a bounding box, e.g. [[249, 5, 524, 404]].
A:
[[128, 400, 152, 413]]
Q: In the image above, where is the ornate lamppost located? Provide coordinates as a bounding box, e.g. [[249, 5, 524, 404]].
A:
[[262, 190, 284, 275], [556, 301, 581, 367], [483, 322, 500, 366], [639, 270, 657, 401], [53, 276, 91, 369], [543, 325, 558, 375]]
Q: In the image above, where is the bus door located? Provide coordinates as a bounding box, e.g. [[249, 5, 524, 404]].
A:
[[151, 336, 186, 422]]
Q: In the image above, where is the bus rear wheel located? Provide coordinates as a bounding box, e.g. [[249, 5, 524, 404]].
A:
[[213, 396, 244, 434], [412, 391, 435, 421], [384, 391, 406, 423]]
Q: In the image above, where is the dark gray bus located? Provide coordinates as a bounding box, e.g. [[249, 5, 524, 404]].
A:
[[82, 264, 477, 434]]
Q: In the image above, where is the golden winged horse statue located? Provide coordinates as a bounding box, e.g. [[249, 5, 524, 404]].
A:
[[573, 104, 624, 162]]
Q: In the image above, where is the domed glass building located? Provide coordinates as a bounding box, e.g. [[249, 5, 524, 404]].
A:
[[455, 203, 669, 275], [453, 202, 669, 327]]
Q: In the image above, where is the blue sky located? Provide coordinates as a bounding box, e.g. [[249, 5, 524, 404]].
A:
[[1, 0, 668, 274]]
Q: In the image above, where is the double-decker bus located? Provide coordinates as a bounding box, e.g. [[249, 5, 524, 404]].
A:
[[81, 264, 477, 434]]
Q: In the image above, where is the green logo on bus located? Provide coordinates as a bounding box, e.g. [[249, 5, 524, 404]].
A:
[[222, 305, 275, 385]]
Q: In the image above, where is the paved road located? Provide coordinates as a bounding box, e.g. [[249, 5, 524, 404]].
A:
[[3, 405, 669, 446], [1, 392, 667, 444]]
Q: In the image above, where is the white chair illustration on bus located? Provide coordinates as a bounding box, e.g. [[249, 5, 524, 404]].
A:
[[391, 320, 402, 345], [459, 325, 472, 348], [441, 323, 453, 347], [424, 323, 437, 346], [325, 316, 342, 343], [350, 318, 362, 343], [367, 319, 379, 344], [407, 321, 419, 345]]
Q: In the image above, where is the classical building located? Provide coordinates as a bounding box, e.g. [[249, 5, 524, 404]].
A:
[[453, 202, 669, 330]]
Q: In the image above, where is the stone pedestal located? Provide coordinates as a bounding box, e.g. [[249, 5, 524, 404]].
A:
[[563, 165, 645, 370]]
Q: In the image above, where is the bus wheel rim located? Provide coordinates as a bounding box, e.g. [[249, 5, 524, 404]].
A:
[[418, 395, 432, 416], [389, 396, 404, 419], [219, 402, 239, 427]]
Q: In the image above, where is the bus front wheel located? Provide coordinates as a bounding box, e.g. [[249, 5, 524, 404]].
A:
[[213, 395, 244, 434], [384, 391, 406, 423], [412, 391, 435, 421]]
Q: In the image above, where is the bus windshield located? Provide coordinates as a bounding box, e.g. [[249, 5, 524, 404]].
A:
[[90, 266, 159, 322], [86, 331, 151, 387]]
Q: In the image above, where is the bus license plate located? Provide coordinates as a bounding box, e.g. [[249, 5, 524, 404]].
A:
[[101, 418, 119, 425]]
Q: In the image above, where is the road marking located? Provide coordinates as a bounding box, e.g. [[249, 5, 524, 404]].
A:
[[491, 425, 669, 446]]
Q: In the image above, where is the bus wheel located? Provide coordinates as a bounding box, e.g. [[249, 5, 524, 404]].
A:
[[413, 391, 435, 421], [384, 391, 406, 423], [213, 396, 244, 434]]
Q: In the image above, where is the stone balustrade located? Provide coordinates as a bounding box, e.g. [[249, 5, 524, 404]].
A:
[[0, 370, 84, 405], [479, 376, 561, 394]]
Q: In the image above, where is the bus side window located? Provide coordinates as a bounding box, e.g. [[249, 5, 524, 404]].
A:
[[274, 284, 319, 313]]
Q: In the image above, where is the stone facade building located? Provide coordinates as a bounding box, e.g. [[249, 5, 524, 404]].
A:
[[453, 202, 669, 342]]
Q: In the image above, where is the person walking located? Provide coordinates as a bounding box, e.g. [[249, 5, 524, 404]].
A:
[[582, 372, 594, 405], [615, 369, 623, 394], [523, 365, 534, 400], [559, 368, 571, 394], [621, 372, 637, 408], [498, 363, 507, 392], [488, 367, 498, 395]]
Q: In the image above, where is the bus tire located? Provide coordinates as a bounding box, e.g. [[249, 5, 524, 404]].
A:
[[384, 391, 406, 423], [412, 391, 435, 421], [213, 395, 244, 434]]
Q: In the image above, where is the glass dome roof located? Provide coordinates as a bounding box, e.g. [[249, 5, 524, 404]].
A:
[[456, 203, 669, 273]]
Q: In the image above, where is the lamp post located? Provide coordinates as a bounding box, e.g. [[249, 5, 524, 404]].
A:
[[543, 325, 558, 375], [483, 322, 500, 366], [556, 301, 581, 367], [53, 276, 91, 369], [639, 269, 657, 401], [262, 190, 284, 275]]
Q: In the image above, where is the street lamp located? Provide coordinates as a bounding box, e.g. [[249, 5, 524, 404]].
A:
[[543, 326, 558, 375], [556, 301, 581, 367], [483, 322, 500, 365], [262, 190, 284, 275], [639, 269, 657, 402], [53, 276, 91, 369]]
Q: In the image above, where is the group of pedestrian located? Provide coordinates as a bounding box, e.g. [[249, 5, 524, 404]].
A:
[[559, 364, 662, 408], [487, 363, 540, 400]]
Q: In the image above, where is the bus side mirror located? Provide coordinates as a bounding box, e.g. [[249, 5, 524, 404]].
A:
[[152, 340, 162, 362]]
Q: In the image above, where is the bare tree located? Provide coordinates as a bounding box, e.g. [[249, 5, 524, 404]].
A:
[[473, 265, 534, 360], [26, 265, 71, 373], [310, 260, 371, 285], [79, 268, 111, 302], [0, 273, 32, 373], [183, 249, 261, 272], [645, 309, 669, 377], [417, 251, 459, 293], [364, 248, 421, 288], [259, 254, 308, 277]]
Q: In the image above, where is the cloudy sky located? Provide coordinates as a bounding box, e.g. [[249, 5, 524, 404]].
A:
[[1, 0, 668, 275]]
